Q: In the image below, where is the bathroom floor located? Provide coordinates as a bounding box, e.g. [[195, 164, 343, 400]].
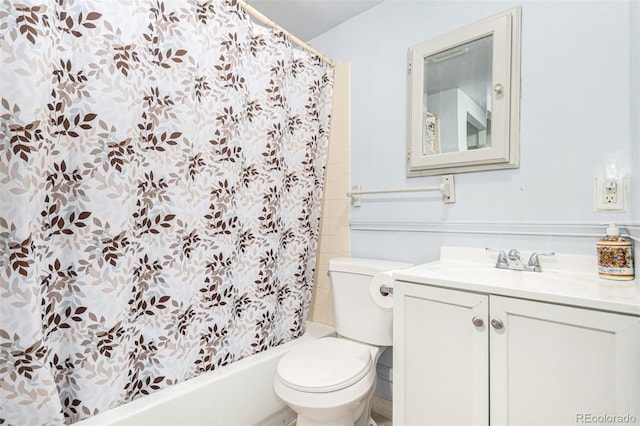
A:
[[371, 410, 392, 426], [371, 396, 392, 426]]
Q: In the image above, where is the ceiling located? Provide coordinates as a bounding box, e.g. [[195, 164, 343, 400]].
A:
[[246, 0, 383, 42]]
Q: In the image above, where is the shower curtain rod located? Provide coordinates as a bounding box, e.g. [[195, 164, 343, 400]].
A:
[[239, 0, 336, 68]]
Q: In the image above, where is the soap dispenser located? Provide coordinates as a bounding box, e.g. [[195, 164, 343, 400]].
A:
[[597, 223, 634, 280]]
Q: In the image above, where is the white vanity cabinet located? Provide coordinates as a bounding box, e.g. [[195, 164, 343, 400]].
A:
[[393, 281, 640, 426]]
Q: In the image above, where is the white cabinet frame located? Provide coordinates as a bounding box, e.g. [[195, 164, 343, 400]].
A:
[[394, 282, 640, 426]]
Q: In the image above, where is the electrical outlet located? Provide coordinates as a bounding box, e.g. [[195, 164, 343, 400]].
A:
[[603, 179, 617, 204], [594, 176, 627, 211]]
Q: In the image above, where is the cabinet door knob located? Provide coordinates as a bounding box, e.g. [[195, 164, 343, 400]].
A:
[[472, 316, 484, 327], [491, 318, 504, 330], [493, 83, 504, 94]]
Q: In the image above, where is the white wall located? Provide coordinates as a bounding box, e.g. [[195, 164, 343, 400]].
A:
[[311, 0, 637, 265], [631, 0, 640, 266]]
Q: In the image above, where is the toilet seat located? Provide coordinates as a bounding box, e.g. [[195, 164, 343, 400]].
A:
[[277, 337, 372, 393]]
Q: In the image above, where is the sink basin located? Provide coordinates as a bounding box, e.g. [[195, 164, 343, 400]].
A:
[[432, 264, 592, 290]]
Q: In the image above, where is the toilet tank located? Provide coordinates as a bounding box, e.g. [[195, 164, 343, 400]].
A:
[[328, 258, 413, 346]]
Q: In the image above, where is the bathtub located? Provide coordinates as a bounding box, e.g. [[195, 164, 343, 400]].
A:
[[75, 322, 335, 426]]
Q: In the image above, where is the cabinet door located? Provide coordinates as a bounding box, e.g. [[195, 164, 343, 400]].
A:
[[394, 283, 489, 426], [490, 296, 640, 426]]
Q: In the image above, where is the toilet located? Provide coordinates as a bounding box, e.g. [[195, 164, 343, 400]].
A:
[[273, 257, 412, 426]]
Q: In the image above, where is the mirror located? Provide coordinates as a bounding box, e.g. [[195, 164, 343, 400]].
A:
[[407, 7, 521, 176]]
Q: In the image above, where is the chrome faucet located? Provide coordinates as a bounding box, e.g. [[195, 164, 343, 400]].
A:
[[486, 248, 555, 272], [525, 251, 556, 272]]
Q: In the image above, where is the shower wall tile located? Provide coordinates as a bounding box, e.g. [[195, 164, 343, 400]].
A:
[[310, 63, 351, 327]]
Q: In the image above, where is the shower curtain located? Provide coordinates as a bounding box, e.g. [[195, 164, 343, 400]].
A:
[[0, 0, 334, 424]]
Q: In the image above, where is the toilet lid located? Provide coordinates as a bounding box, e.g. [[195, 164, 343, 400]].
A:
[[277, 337, 372, 393]]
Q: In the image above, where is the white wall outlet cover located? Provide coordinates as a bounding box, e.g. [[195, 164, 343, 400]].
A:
[[594, 176, 627, 211]]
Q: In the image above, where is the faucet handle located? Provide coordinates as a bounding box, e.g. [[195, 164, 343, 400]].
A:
[[486, 248, 508, 268], [507, 249, 521, 260], [527, 252, 555, 271]]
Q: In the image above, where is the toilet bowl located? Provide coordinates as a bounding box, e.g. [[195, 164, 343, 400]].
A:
[[273, 257, 413, 426], [273, 337, 382, 426]]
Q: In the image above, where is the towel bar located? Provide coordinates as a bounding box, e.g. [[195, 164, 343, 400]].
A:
[[348, 175, 455, 206]]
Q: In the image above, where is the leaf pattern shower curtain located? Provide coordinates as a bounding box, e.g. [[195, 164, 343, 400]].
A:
[[0, 0, 334, 424]]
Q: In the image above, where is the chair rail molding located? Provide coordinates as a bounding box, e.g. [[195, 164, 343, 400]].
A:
[[350, 220, 640, 242]]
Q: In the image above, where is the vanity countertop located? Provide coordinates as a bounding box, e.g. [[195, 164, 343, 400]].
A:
[[393, 246, 640, 316]]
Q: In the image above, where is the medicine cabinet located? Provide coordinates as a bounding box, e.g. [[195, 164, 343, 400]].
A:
[[407, 7, 521, 176]]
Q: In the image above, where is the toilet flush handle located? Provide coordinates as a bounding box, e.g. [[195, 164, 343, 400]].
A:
[[379, 285, 393, 296]]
